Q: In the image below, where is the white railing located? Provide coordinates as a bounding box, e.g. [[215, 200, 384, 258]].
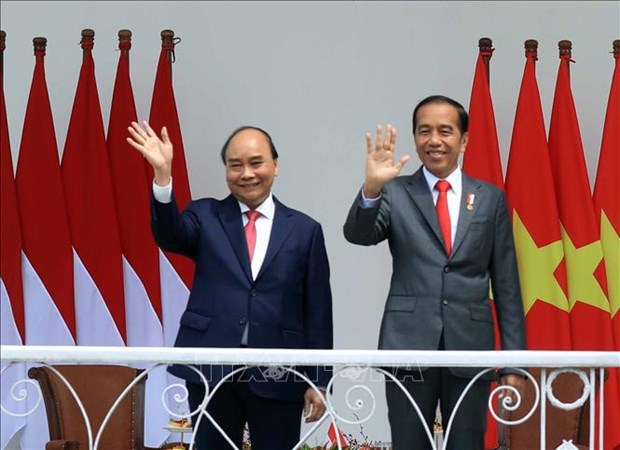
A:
[[2, 345, 619, 450]]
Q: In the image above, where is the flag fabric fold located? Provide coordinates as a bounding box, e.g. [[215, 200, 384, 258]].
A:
[[107, 31, 169, 447], [0, 35, 27, 449], [505, 46, 572, 351], [548, 49, 620, 449], [61, 32, 125, 346], [15, 37, 75, 450]]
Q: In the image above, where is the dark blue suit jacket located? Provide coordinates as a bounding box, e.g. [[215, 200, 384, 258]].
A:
[[152, 192, 333, 401]]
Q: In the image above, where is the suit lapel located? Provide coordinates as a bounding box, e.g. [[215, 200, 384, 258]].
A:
[[452, 174, 483, 256], [218, 195, 253, 282], [404, 169, 446, 250], [256, 197, 294, 281]]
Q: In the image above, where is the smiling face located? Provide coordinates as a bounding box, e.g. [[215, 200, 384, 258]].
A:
[[224, 129, 279, 209], [413, 102, 468, 179]]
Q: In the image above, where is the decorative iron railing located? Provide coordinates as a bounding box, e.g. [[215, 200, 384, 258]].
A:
[[1, 346, 618, 450]]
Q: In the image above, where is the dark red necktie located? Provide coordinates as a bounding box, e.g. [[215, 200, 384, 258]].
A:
[[435, 180, 452, 255], [244, 210, 261, 261]]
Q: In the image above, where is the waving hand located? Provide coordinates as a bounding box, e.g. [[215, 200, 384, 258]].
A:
[[363, 124, 409, 198], [127, 121, 173, 186]]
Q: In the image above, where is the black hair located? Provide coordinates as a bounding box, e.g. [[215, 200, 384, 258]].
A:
[[220, 126, 279, 164], [411, 95, 469, 135]]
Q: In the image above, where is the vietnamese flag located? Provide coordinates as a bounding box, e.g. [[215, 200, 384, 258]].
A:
[[593, 41, 620, 351], [462, 39, 503, 449], [463, 40, 503, 189], [548, 41, 620, 449], [505, 41, 572, 351], [61, 29, 125, 346]]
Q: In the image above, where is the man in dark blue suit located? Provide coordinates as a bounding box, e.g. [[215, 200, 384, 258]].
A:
[[127, 122, 333, 450]]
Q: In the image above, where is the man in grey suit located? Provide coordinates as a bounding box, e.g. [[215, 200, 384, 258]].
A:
[[344, 95, 526, 450]]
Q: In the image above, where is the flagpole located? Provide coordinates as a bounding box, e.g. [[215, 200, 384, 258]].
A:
[[0, 30, 5, 74], [478, 37, 492, 84], [80, 29, 94, 62], [524, 39, 538, 60], [118, 29, 131, 56], [161, 29, 175, 76], [558, 40, 573, 79]]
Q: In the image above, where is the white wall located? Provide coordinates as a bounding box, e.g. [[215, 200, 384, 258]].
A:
[[2, 1, 618, 444]]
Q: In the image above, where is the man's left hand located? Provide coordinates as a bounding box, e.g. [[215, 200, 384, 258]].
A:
[[303, 388, 326, 423], [499, 373, 525, 405]]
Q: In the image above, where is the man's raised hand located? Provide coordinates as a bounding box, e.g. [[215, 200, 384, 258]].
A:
[[363, 124, 409, 198], [127, 121, 173, 185]]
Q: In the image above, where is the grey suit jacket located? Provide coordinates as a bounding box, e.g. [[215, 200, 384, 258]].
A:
[[344, 168, 526, 377]]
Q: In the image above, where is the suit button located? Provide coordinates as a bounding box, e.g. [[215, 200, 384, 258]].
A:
[[239, 317, 247, 325], [250, 289, 257, 297], [443, 266, 450, 273], [442, 299, 449, 305]]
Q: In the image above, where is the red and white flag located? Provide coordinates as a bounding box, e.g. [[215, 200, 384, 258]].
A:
[[0, 33, 27, 448], [107, 30, 169, 447], [15, 37, 75, 450], [61, 30, 125, 346], [147, 30, 194, 348], [326, 422, 349, 449]]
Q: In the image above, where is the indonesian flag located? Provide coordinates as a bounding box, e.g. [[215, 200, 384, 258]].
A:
[[107, 30, 169, 447], [548, 48, 620, 449], [0, 36, 27, 448], [15, 37, 75, 450], [462, 42, 502, 449], [61, 31, 125, 346], [593, 44, 620, 352], [326, 422, 349, 449], [147, 31, 193, 348], [505, 45, 573, 350]]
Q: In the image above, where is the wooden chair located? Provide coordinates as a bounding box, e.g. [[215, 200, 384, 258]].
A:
[[496, 367, 598, 450], [28, 364, 158, 450]]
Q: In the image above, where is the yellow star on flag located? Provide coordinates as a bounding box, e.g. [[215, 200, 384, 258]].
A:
[[600, 211, 619, 318], [560, 225, 610, 312], [512, 211, 568, 314]]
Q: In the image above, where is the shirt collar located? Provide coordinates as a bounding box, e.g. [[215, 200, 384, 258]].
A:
[[238, 193, 275, 220], [422, 166, 462, 196]]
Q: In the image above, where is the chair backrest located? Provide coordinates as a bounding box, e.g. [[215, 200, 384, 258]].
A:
[[28, 364, 147, 450], [498, 367, 592, 450]]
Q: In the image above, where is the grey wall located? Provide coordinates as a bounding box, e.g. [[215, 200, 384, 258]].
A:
[[2, 1, 618, 444]]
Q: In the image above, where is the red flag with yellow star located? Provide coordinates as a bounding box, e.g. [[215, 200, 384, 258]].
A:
[[505, 42, 572, 350], [548, 43, 620, 449], [462, 41, 503, 449], [593, 42, 620, 351]]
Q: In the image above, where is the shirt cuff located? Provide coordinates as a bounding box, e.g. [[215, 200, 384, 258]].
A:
[[153, 178, 172, 203], [359, 188, 381, 209]]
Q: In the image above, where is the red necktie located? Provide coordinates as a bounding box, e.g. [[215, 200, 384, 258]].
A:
[[435, 180, 452, 255], [244, 210, 261, 261]]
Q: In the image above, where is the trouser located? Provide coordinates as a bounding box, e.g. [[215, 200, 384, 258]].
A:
[[187, 373, 304, 450]]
